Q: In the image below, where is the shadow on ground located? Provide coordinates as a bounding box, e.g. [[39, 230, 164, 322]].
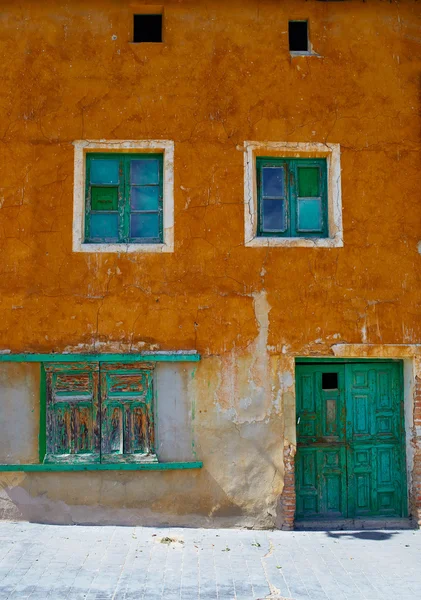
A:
[[325, 530, 400, 541]]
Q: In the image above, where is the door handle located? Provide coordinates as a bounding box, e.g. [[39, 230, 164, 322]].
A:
[[297, 416, 301, 425]]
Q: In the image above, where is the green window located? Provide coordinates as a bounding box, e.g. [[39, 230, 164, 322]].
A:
[[44, 363, 156, 465], [85, 153, 164, 243], [256, 158, 328, 238]]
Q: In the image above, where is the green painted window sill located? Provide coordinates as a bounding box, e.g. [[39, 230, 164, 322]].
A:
[[0, 462, 203, 472], [0, 352, 200, 363]]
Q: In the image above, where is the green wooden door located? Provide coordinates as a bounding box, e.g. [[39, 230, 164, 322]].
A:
[[296, 362, 406, 520]]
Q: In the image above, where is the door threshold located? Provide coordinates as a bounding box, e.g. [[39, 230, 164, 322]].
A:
[[294, 518, 416, 531]]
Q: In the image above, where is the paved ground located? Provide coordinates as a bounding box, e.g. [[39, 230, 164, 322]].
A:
[[0, 523, 420, 600]]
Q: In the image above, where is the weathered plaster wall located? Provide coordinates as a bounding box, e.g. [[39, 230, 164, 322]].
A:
[[0, 364, 39, 464], [0, 0, 420, 527], [0, 357, 284, 528]]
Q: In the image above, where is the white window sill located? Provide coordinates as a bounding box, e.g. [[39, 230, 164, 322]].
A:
[[290, 51, 321, 58], [245, 236, 343, 248], [74, 243, 173, 254]]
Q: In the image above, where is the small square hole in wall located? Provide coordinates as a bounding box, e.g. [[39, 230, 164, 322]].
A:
[[289, 21, 309, 52], [133, 14, 163, 43], [322, 373, 338, 390]]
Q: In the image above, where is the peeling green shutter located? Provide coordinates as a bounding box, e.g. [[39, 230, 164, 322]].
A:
[[100, 363, 156, 463], [44, 363, 100, 464]]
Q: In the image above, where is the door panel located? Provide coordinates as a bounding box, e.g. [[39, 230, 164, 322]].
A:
[[296, 366, 345, 444], [296, 365, 347, 519], [296, 362, 406, 521], [346, 363, 405, 518]]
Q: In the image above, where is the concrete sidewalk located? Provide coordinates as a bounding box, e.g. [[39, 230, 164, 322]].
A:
[[0, 522, 420, 600]]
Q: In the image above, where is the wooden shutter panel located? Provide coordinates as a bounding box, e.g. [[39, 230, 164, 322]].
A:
[[44, 363, 100, 464], [100, 363, 156, 463]]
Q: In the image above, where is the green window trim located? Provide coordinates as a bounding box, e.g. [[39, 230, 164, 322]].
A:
[[256, 157, 328, 238], [0, 462, 203, 472], [27, 354, 201, 466], [85, 153, 164, 244], [0, 353, 200, 363], [0, 354, 201, 471]]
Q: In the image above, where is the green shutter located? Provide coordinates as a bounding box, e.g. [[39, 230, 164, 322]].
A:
[[100, 363, 157, 463], [85, 153, 163, 244], [44, 363, 100, 464], [257, 157, 328, 239]]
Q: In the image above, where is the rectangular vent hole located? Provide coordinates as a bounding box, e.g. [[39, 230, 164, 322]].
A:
[[289, 20, 309, 52], [133, 14, 163, 43]]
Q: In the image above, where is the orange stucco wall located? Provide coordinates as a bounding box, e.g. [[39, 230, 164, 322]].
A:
[[0, 0, 420, 528], [0, 0, 420, 353]]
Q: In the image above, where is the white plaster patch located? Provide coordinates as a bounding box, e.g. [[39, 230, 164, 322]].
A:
[[243, 141, 343, 248], [72, 140, 175, 253], [280, 371, 294, 391]]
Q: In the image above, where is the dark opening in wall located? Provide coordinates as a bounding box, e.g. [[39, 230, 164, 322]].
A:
[[322, 373, 338, 390], [289, 21, 309, 52], [133, 14, 163, 43]]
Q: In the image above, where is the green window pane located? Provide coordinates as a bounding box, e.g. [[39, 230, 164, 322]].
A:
[[298, 167, 319, 197], [262, 198, 286, 232], [297, 198, 322, 232], [90, 159, 119, 185], [131, 186, 159, 211], [131, 160, 159, 185], [91, 187, 118, 211], [90, 213, 119, 239], [130, 213, 159, 239], [262, 167, 285, 197]]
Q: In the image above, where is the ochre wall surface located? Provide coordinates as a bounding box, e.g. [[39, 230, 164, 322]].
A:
[[0, 0, 420, 527]]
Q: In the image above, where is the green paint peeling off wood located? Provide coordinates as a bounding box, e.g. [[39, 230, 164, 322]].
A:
[[0, 462, 203, 472], [0, 353, 201, 363]]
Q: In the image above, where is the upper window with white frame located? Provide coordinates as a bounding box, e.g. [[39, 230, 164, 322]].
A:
[[73, 140, 174, 253], [244, 142, 343, 248]]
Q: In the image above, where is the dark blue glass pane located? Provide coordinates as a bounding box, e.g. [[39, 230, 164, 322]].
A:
[[130, 213, 159, 240], [90, 213, 119, 239], [262, 167, 285, 197], [262, 199, 286, 232], [131, 160, 159, 185], [131, 186, 160, 211], [90, 160, 119, 185], [297, 198, 322, 231]]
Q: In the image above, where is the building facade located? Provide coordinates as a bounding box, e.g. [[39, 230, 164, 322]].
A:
[[0, 0, 420, 529]]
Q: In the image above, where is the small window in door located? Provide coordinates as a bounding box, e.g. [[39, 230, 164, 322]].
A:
[[322, 372, 338, 390]]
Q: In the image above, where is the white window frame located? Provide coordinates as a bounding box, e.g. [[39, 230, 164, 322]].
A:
[[73, 140, 174, 253], [244, 141, 343, 248]]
